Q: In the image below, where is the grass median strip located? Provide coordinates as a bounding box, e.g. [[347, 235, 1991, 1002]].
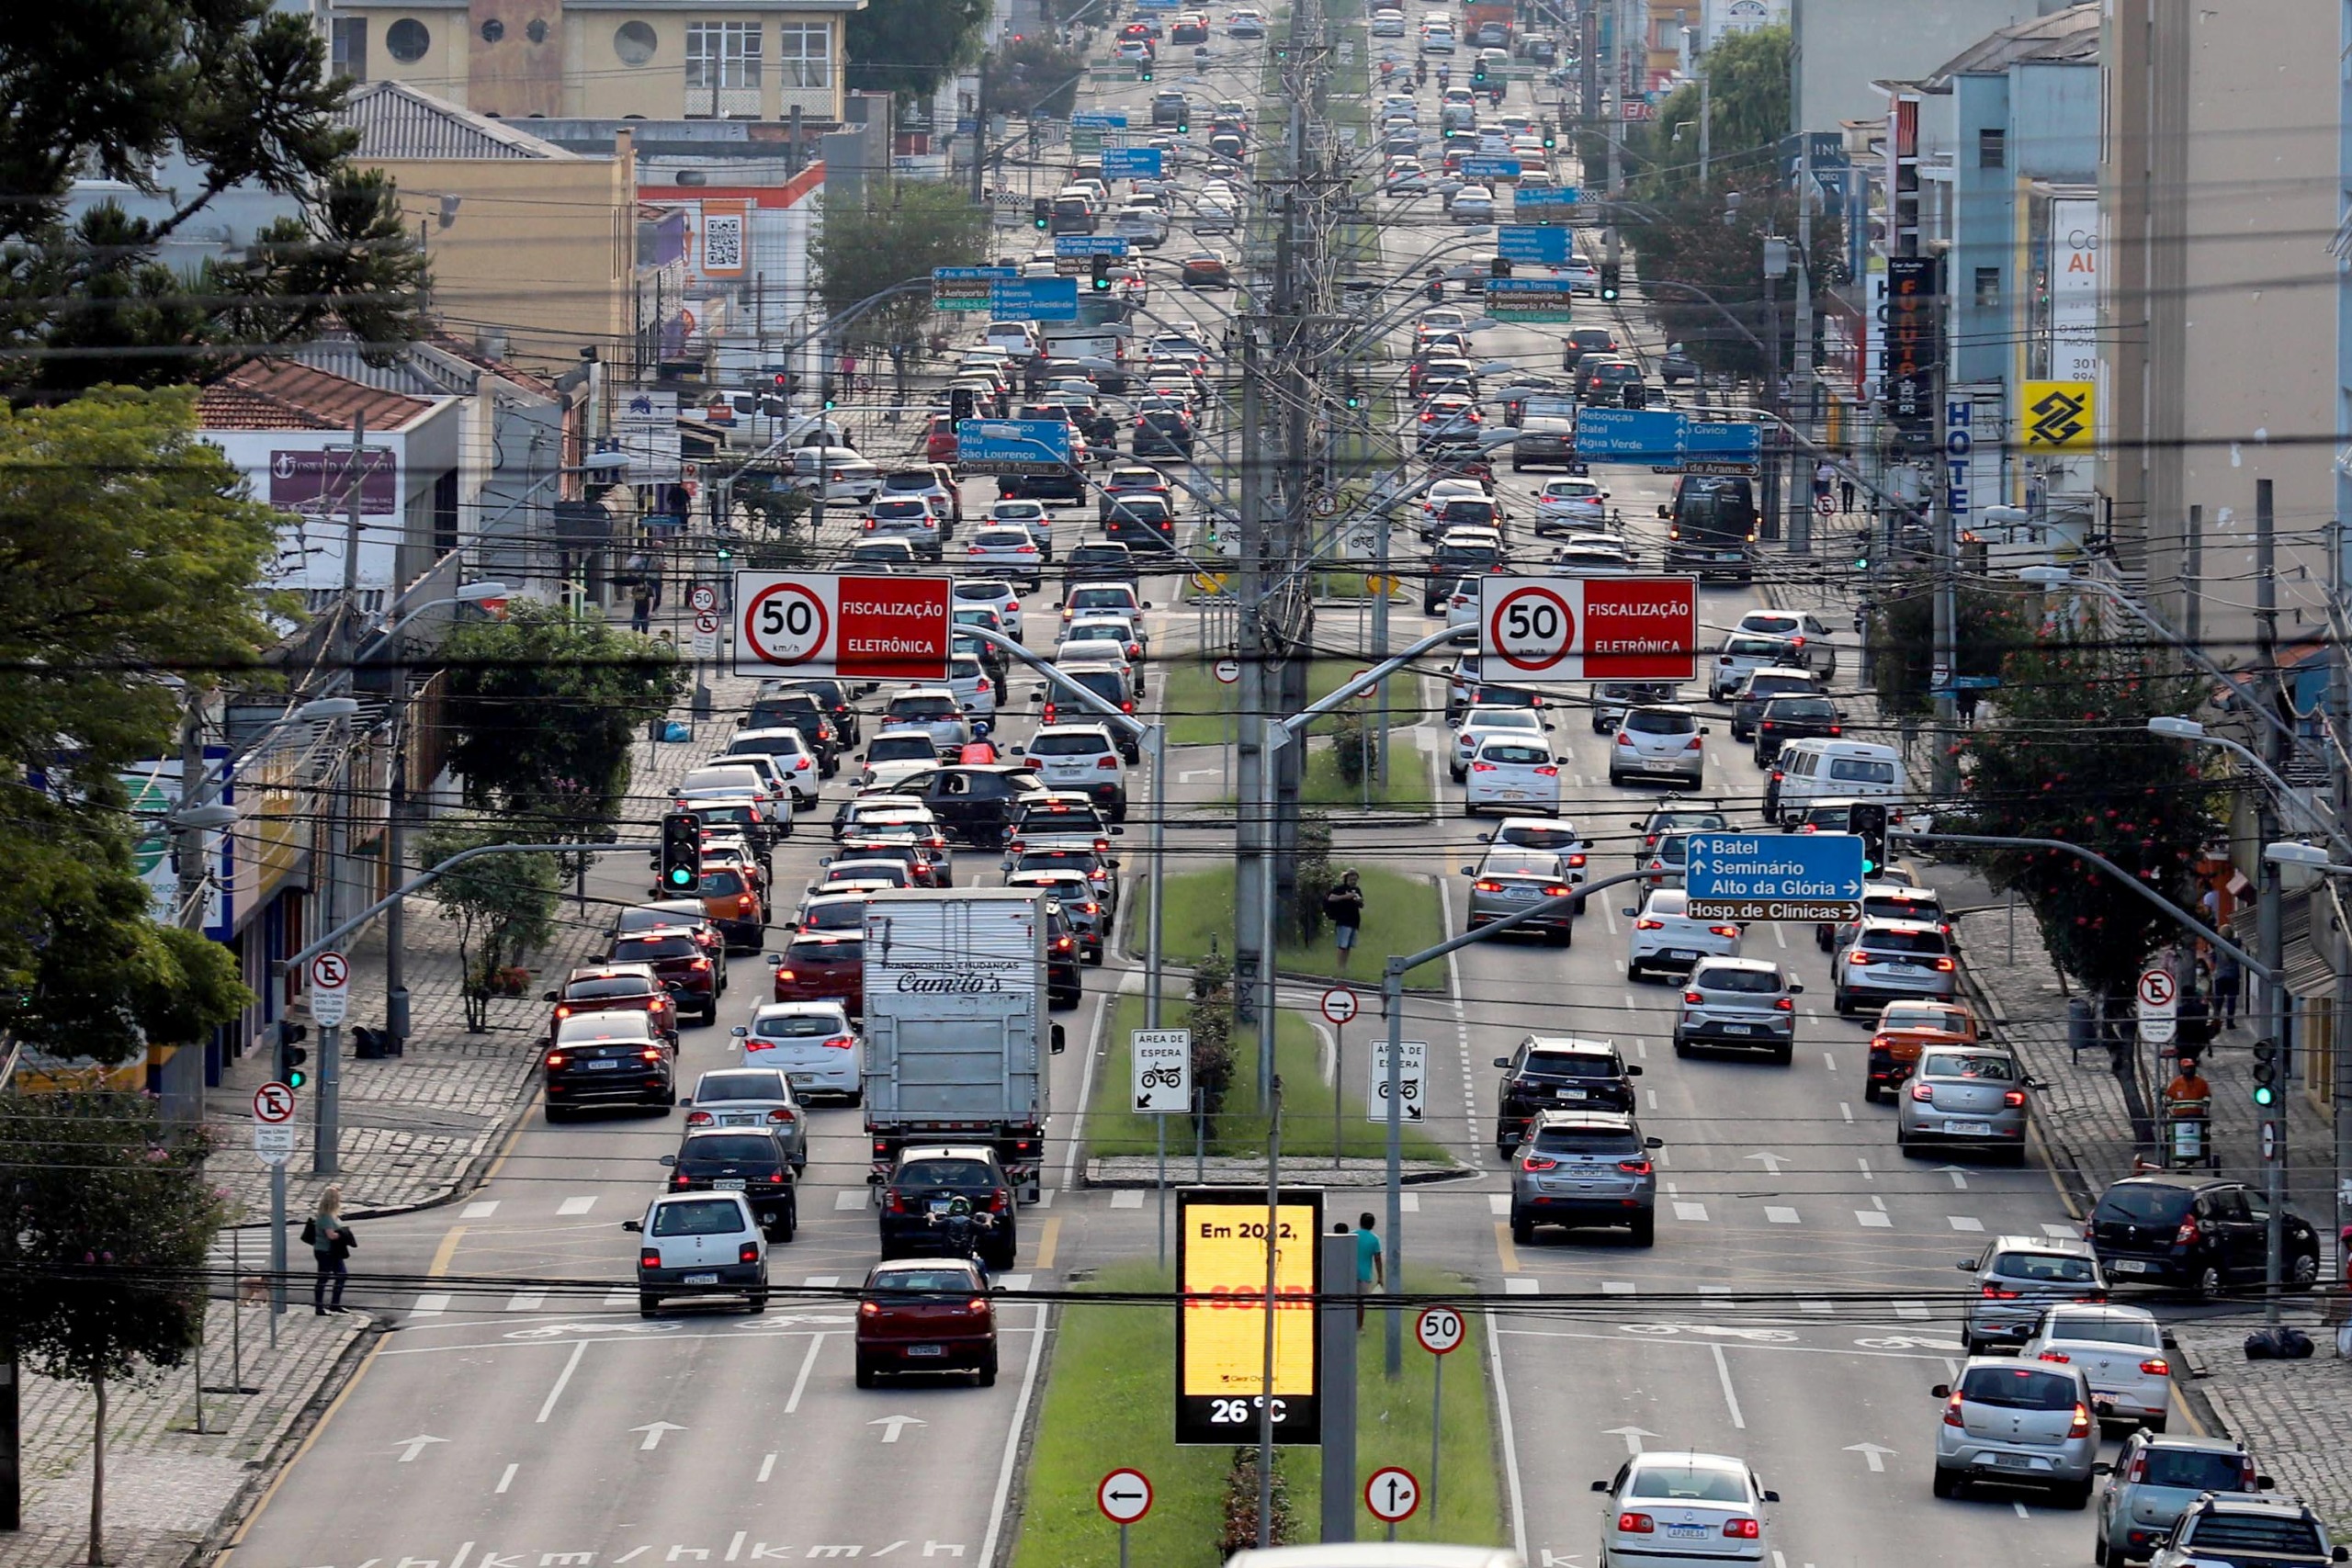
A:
[[1148, 864, 1449, 988]]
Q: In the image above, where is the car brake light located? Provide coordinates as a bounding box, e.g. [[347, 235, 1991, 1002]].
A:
[[690, 956, 711, 971], [1942, 1392, 1967, 1427], [2175, 1215, 2200, 1246], [1542, 886, 1572, 897], [2037, 1350, 2071, 1364], [686, 1110, 714, 1126], [1935, 956, 1956, 971], [1635, 919, 1664, 931], [775, 968, 796, 984], [2140, 1357, 2170, 1376], [1723, 1520, 1760, 1540], [1615, 734, 1634, 746], [1681, 990, 1703, 1005], [1828, 726, 1841, 736], [2067, 1403, 2093, 1439], [1521, 1154, 1558, 1171], [1848, 953, 1872, 966], [1707, 925, 1740, 939], [1474, 880, 1505, 893], [1685, 737, 1703, 750], [544, 1052, 567, 1069], [1616, 1513, 1653, 1534], [1616, 1158, 1652, 1176], [1981, 1284, 2019, 1299], [1566, 852, 1588, 867], [553, 1004, 572, 1021], [824, 1034, 856, 1050], [1775, 998, 1794, 1011], [1533, 765, 1558, 777], [640, 1249, 662, 1269], [740, 1241, 761, 1264], [1909, 1081, 1934, 1101], [2002, 1089, 2027, 1107], [671, 1172, 690, 1189], [864, 518, 876, 530]]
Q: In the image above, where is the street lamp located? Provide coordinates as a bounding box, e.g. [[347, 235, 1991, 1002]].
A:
[[2263, 840, 2339, 871]]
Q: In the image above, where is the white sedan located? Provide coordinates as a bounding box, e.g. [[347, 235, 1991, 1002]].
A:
[[1595, 1452, 1776, 1566], [1623, 888, 1742, 981], [1533, 477, 1611, 534], [1464, 736, 1560, 816], [1451, 705, 1548, 780], [1448, 184, 1496, 222], [964, 525, 1046, 587], [2018, 1304, 2172, 1429]]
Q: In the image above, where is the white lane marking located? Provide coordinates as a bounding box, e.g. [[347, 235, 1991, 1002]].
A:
[[1711, 1341, 1747, 1428], [2042, 1223, 2077, 1240], [558, 1196, 598, 1216], [1504, 1277, 1539, 1294], [1490, 1193, 1510, 1214], [1822, 1052, 1837, 1074], [506, 1291, 548, 1313], [804, 1275, 842, 1288], [1894, 1301, 1931, 1320], [758, 1453, 777, 1483], [536, 1339, 586, 1424], [1061, 988, 1112, 1192], [835, 1190, 869, 1211], [1673, 1201, 1710, 1223], [1871, 1195, 1888, 1211], [1179, 767, 1218, 782], [1839, 1102, 1853, 1123], [1634, 1038, 1648, 1060], [1949, 1215, 1984, 1232], [1801, 1300, 1833, 1314], [413, 1292, 452, 1318], [1600, 1280, 1636, 1295], [1437, 876, 1482, 1174], [784, 1331, 826, 1415], [1601, 903, 1620, 938], [1858, 1156, 1874, 1183], [1488, 1279, 1530, 1565], [996, 1275, 1034, 1292], [1111, 1190, 1144, 1208], [1036, 1188, 1056, 1208], [978, 1304, 1051, 1568], [1400, 1192, 1421, 1213], [1855, 1211, 1892, 1228], [495, 1463, 517, 1495], [1771, 925, 1787, 948], [1646, 1089, 1659, 1110], [605, 1289, 635, 1307], [462, 1201, 500, 1219], [2014, 1502, 2030, 1518], [1764, 1206, 1800, 1224]]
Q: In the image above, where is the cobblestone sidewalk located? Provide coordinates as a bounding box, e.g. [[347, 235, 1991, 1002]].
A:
[[1926, 870, 2351, 1535]]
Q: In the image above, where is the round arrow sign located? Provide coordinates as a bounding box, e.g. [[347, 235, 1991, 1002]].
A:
[[1098, 1468, 1153, 1525], [1365, 1466, 1421, 1524], [1321, 987, 1360, 1025], [1212, 658, 1242, 685]]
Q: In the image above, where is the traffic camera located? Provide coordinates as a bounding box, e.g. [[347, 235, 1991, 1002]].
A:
[[661, 810, 704, 893]]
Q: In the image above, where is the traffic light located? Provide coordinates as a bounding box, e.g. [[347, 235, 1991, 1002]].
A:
[[1472, 57, 1489, 85], [1849, 802, 1887, 877], [820, 377, 838, 410], [277, 1021, 311, 1091], [1342, 374, 1362, 410], [1177, 108, 1190, 134], [1091, 254, 1114, 292], [1490, 255, 1513, 279], [2251, 1040, 2278, 1107], [951, 386, 977, 422], [1599, 261, 1621, 300], [1543, 119, 1557, 150], [1140, 58, 1154, 80], [1033, 197, 1052, 230], [714, 540, 733, 564], [1621, 381, 1647, 409], [661, 810, 703, 893], [1427, 276, 1445, 302]]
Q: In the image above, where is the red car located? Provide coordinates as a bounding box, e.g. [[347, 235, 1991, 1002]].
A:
[[925, 414, 958, 465], [769, 932, 865, 1015], [854, 1257, 999, 1386], [608, 926, 720, 1026]]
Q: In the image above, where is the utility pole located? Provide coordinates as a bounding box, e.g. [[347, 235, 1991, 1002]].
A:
[[1789, 0, 1812, 558], [969, 56, 990, 206], [1698, 66, 1710, 191], [2331, 519, 2352, 1249], [316, 414, 362, 1178], [2254, 479, 2288, 1325], [1235, 319, 1269, 1045], [1928, 296, 1957, 798]]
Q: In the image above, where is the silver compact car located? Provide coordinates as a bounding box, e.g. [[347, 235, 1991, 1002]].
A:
[[1931, 1357, 2098, 1506], [1958, 1235, 2107, 1353], [1831, 917, 1958, 1014], [1508, 1109, 1661, 1247], [1672, 958, 1800, 1063], [1609, 705, 1707, 787], [1461, 847, 1578, 942], [1896, 1045, 2038, 1161]]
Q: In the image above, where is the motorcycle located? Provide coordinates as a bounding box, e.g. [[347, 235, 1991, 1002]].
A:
[[923, 1206, 999, 1269]]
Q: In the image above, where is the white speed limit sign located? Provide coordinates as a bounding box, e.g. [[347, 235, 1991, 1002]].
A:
[[741, 581, 829, 667], [1484, 582, 1577, 675], [1415, 1305, 1465, 1356]]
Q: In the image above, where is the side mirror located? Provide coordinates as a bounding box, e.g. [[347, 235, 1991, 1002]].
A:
[[1657, 504, 1669, 519], [1645, 1136, 1663, 1149], [1029, 690, 1045, 705], [1589, 1480, 1611, 1494], [1143, 601, 1156, 609], [766, 953, 786, 966], [1625, 1065, 1643, 1077], [1051, 1023, 1069, 1055], [1492, 1056, 1511, 1069], [658, 1155, 677, 1168], [622, 1219, 643, 1233], [542, 989, 560, 1002], [2090, 1462, 2113, 1476], [1108, 857, 1124, 869], [1957, 1259, 1978, 1271], [1620, 908, 1636, 918], [1788, 982, 1804, 994], [1930, 1384, 1951, 1399], [730, 1025, 749, 1038], [1700, 726, 1712, 735], [1461, 864, 1476, 876], [1111, 825, 1125, 836], [1760, 1490, 1781, 1504], [1476, 831, 1493, 843], [2258, 1475, 2278, 1491]]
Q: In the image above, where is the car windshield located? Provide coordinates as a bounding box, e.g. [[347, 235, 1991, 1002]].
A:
[[2097, 1184, 2193, 1225], [1625, 1463, 1747, 1503], [753, 1012, 844, 1039], [786, 938, 862, 962], [897, 1158, 994, 1190], [1625, 710, 1692, 735], [1726, 637, 1785, 658], [1482, 852, 1560, 878], [1990, 1251, 2097, 1283], [2140, 1449, 2250, 1491], [2044, 1314, 2158, 1347], [1523, 1052, 1616, 1079], [1481, 743, 1548, 765], [1696, 966, 1781, 994], [1745, 615, 1802, 636], [684, 1135, 781, 1164], [889, 697, 957, 721], [1865, 929, 1950, 955], [1960, 1366, 2079, 1411], [1531, 1126, 1640, 1157], [650, 1198, 745, 1236], [868, 735, 937, 763], [1768, 698, 1838, 720], [867, 1267, 982, 1294], [1498, 824, 1578, 851], [566, 977, 656, 1001], [1921, 1053, 2017, 1080], [696, 1072, 788, 1102], [2189, 1517, 2324, 1553], [1829, 759, 1897, 784], [1031, 732, 1111, 756], [614, 936, 696, 962]]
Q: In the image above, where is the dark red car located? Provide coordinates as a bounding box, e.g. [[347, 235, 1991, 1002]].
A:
[[925, 414, 958, 465], [544, 964, 680, 1048], [855, 1258, 998, 1386], [770, 932, 865, 1015], [608, 926, 720, 1026]]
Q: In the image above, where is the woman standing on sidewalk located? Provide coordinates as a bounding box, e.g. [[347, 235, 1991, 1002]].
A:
[[307, 1186, 356, 1314]]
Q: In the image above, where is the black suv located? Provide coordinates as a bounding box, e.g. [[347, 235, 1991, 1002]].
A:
[[2088, 1173, 2323, 1298], [878, 1145, 1018, 1269], [544, 1010, 674, 1119], [1752, 695, 1842, 764], [1063, 541, 1139, 587], [888, 764, 1053, 848], [779, 677, 863, 748], [743, 685, 842, 774], [1492, 1034, 1640, 1155], [662, 1128, 797, 1240], [1042, 897, 1084, 1010]]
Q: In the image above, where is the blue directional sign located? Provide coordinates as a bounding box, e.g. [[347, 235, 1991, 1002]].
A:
[[1071, 111, 1130, 130], [988, 276, 1080, 321], [1573, 407, 1682, 465], [1497, 226, 1573, 265], [1511, 185, 1584, 209], [1101, 146, 1166, 178], [1462, 155, 1522, 181], [932, 265, 1016, 311], [1682, 419, 1763, 474], [1054, 234, 1131, 256], [956, 419, 1074, 476], [1683, 833, 1867, 919]]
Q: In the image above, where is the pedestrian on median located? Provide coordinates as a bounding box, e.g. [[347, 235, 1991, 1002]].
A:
[[1354, 1213, 1385, 1327], [2211, 949, 2242, 1028], [1324, 869, 1364, 972], [307, 1186, 356, 1315]]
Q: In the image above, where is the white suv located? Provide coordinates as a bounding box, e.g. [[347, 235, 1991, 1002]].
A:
[[1019, 723, 1127, 819]]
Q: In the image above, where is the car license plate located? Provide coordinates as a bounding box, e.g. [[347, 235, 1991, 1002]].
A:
[[1723, 1023, 1753, 1034], [1666, 948, 1697, 960], [684, 1272, 719, 1284], [907, 1344, 945, 1357], [1713, 550, 1739, 560], [787, 1075, 815, 1088], [722, 1114, 757, 1125], [715, 1179, 746, 1190], [1505, 886, 1537, 899], [1503, 789, 1528, 800], [930, 1199, 954, 1215], [1887, 964, 1924, 976], [585, 1059, 620, 1071], [1949, 1120, 1995, 1136], [2112, 1258, 2153, 1274], [1664, 1525, 1708, 1540]]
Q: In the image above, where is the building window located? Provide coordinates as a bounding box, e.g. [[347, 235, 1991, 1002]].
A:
[[778, 23, 831, 88], [386, 17, 431, 62], [1978, 128, 2006, 169], [1974, 265, 2001, 308], [480, 17, 504, 41], [615, 20, 657, 63], [526, 17, 547, 43], [685, 22, 762, 90], [331, 17, 368, 80]]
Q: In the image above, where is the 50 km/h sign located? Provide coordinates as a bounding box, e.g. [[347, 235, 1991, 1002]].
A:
[[731, 573, 951, 682], [1415, 1305, 1466, 1356], [1478, 575, 1697, 681]]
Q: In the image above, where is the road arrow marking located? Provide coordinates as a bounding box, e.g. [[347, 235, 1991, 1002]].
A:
[[631, 1421, 686, 1451], [1935, 1166, 1969, 1190], [1843, 1442, 1897, 1473], [395, 1435, 448, 1462], [1746, 1151, 1787, 1177], [871, 1414, 929, 1443], [1602, 1426, 1657, 1454]]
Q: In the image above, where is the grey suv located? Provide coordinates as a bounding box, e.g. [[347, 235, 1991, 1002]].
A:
[[1673, 958, 1800, 1062], [1508, 1110, 1661, 1247], [2148, 1494, 2345, 1567], [1831, 917, 1958, 1014], [2095, 1432, 2269, 1565], [1957, 1235, 2107, 1353]]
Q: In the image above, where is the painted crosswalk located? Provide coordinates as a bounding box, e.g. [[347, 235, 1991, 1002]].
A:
[[1948, 1215, 1984, 1232], [558, 1196, 598, 1216], [413, 1292, 454, 1317], [1503, 1277, 1539, 1295], [1110, 1190, 1144, 1209], [834, 1190, 868, 1211], [1673, 1201, 1709, 1223], [1855, 1211, 1892, 1228], [1764, 1206, 1801, 1224], [461, 1201, 500, 1219], [506, 1291, 548, 1313]]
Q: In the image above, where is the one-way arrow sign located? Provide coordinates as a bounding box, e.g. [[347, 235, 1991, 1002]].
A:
[[871, 1414, 929, 1443], [1746, 1151, 1788, 1178], [1843, 1441, 1897, 1473], [394, 1434, 447, 1462], [632, 1421, 686, 1451]]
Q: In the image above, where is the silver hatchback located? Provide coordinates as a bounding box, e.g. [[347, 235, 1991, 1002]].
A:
[[1673, 958, 1800, 1062], [1461, 847, 1577, 942], [1931, 1358, 2098, 1506], [1507, 1110, 1661, 1247], [1897, 1046, 2038, 1162], [1957, 1235, 2107, 1353], [1609, 705, 1707, 787], [681, 1066, 808, 1173]]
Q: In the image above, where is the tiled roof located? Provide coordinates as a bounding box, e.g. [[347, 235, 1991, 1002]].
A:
[[196, 360, 435, 433], [334, 80, 578, 161], [1932, 4, 2100, 77]]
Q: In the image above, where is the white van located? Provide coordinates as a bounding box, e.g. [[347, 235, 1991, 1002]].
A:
[[1771, 739, 1905, 821]]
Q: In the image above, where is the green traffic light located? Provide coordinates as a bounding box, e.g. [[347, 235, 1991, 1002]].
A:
[[2253, 1083, 2277, 1107], [288, 1068, 307, 1089], [667, 865, 695, 888]]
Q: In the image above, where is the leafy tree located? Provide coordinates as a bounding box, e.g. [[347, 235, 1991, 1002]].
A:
[[1866, 575, 2033, 718], [0, 0, 429, 400], [809, 181, 992, 356], [0, 389, 266, 1063], [989, 37, 1088, 119], [417, 820, 562, 1032], [1623, 26, 1791, 198], [1951, 615, 2222, 1005], [3, 1092, 225, 1565], [846, 0, 989, 101], [436, 603, 684, 845]]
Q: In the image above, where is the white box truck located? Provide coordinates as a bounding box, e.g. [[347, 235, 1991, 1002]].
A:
[[862, 889, 1063, 1201]]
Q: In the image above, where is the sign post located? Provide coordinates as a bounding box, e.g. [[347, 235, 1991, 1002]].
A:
[[1368, 1040, 1428, 1125], [1365, 1466, 1421, 1540], [1132, 1030, 1193, 1264], [1681, 832, 1867, 921], [1322, 988, 1359, 1166], [1096, 1468, 1152, 1568], [1415, 1306, 1465, 1528]]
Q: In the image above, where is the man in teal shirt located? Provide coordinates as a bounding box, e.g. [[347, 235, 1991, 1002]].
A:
[[1354, 1213, 1384, 1327]]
